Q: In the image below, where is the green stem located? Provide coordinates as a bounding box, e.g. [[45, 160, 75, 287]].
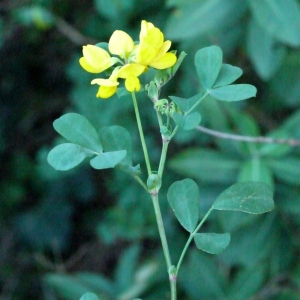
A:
[[131, 92, 152, 176], [167, 114, 170, 129], [132, 175, 149, 193], [176, 208, 213, 275], [156, 109, 164, 128], [169, 125, 179, 140], [158, 141, 169, 179], [170, 278, 177, 300], [185, 91, 209, 116], [151, 194, 172, 270]]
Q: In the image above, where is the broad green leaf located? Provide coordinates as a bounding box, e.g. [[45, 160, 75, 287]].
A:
[[247, 18, 286, 80], [249, 0, 300, 46], [167, 178, 200, 232], [98, 126, 137, 172], [114, 244, 140, 292], [212, 182, 274, 214], [227, 106, 260, 137], [268, 157, 300, 185], [47, 143, 94, 171], [238, 158, 274, 189], [169, 148, 240, 184], [210, 84, 257, 101], [80, 293, 100, 300], [44, 274, 94, 300], [53, 113, 103, 153], [167, 0, 195, 6], [220, 214, 279, 267], [226, 265, 266, 299], [165, 0, 246, 40], [282, 108, 300, 138], [173, 112, 201, 130], [181, 251, 226, 299], [258, 129, 292, 157], [90, 150, 127, 170], [76, 273, 115, 297], [225, 107, 260, 155], [269, 53, 300, 107], [94, 0, 133, 20], [194, 232, 230, 254], [213, 64, 243, 88], [169, 92, 205, 112], [195, 46, 223, 90]]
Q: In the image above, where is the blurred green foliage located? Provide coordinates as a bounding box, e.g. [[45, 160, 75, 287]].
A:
[[2, 0, 300, 299]]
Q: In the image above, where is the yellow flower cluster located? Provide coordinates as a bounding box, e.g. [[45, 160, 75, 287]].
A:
[[79, 20, 177, 99]]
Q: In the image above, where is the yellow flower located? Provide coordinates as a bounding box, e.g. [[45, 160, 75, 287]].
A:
[[79, 45, 112, 73], [136, 20, 177, 69], [109, 30, 134, 58], [79, 20, 177, 99], [91, 76, 119, 99], [125, 75, 141, 92], [117, 63, 144, 92], [117, 63, 145, 79]]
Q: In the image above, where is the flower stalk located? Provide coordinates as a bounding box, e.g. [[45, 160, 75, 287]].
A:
[[131, 92, 152, 177]]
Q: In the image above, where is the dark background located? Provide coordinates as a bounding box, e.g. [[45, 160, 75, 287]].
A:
[[1, 0, 300, 299]]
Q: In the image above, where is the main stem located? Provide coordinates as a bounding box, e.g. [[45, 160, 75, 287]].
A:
[[151, 193, 176, 300], [132, 93, 176, 299], [151, 194, 172, 269], [131, 92, 152, 176]]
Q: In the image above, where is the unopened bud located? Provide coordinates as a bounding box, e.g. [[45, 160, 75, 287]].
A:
[[147, 174, 161, 193]]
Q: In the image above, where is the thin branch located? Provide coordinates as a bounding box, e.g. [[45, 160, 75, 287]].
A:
[[54, 17, 97, 45], [196, 125, 300, 147]]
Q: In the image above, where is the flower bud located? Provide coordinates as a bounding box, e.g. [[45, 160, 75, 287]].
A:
[[147, 174, 161, 193]]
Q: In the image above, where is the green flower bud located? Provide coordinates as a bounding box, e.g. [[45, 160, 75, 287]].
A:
[[147, 81, 158, 101], [147, 174, 161, 193], [168, 265, 177, 281], [160, 125, 171, 138], [168, 265, 177, 276]]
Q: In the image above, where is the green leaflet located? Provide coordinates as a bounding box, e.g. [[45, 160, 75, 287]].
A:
[[53, 113, 103, 153], [210, 84, 257, 102], [249, 0, 300, 46], [213, 64, 243, 88], [79, 293, 100, 300], [173, 112, 201, 130], [212, 182, 274, 214], [195, 45, 223, 90], [247, 18, 286, 80], [194, 232, 231, 254], [47, 143, 94, 171], [90, 150, 127, 170], [169, 92, 204, 113], [167, 178, 200, 232]]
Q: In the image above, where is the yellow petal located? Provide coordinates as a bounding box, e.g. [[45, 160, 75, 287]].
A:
[[155, 40, 171, 61], [117, 63, 145, 78], [80, 45, 111, 73], [125, 75, 141, 92], [136, 42, 157, 65], [91, 78, 119, 86], [79, 57, 103, 73], [140, 20, 154, 40], [145, 27, 164, 48], [83, 45, 110, 64], [150, 52, 177, 69], [96, 85, 117, 99], [109, 30, 134, 56]]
